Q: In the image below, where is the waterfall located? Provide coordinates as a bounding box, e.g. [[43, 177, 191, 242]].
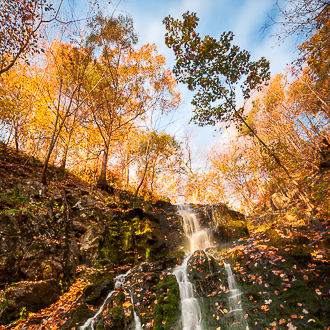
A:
[[173, 205, 212, 330], [178, 205, 212, 251], [80, 204, 247, 330], [80, 268, 133, 330]]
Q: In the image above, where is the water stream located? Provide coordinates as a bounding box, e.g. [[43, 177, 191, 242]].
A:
[[225, 262, 243, 315], [130, 289, 143, 330], [80, 268, 142, 330]]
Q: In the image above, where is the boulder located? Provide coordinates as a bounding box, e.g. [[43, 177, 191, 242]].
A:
[[0, 279, 59, 324], [80, 227, 102, 265], [84, 277, 115, 306]]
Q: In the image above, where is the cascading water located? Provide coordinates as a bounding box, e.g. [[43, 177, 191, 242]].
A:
[[130, 289, 143, 330], [179, 206, 211, 252], [80, 269, 131, 330], [224, 262, 248, 329], [80, 268, 142, 330], [174, 205, 248, 330], [173, 205, 212, 330], [173, 257, 202, 330], [225, 262, 243, 315]]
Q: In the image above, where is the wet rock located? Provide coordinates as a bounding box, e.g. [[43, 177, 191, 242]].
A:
[[96, 290, 135, 330], [153, 200, 175, 212], [61, 304, 95, 330], [144, 211, 160, 223], [213, 223, 249, 243], [84, 277, 115, 307], [187, 250, 211, 277]]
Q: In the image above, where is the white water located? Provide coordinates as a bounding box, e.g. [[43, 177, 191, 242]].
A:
[[173, 256, 203, 330], [179, 205, 212, 252], [225, 262, 243, 314], [224, 262, 249, 329], [80, 268, 137, 330], [130, 289, 143, 330], [173, 205, 212, 330]]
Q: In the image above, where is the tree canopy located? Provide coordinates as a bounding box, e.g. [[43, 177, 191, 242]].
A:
[[163, 11, 270, 127]]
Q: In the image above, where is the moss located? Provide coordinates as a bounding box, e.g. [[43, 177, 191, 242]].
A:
[[217, 223, 249, 242], [109, 305, 122, 324], [61, 304, 95, 330], [144, 203, 153, 211], [152, 274, 181, 330], [146, 248, 151, 261], [165, 251, 185, 261], [96, 320, 104, 329]]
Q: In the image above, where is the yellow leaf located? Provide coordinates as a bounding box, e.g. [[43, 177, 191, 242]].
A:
[[122, 301, 132, 309]]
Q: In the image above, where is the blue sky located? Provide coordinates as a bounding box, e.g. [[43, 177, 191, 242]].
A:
[[73, 0, 298, 150]]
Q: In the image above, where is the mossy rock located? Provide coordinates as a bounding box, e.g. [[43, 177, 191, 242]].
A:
[[216, 224, 249, 242], [263, 229, 291, 247], [152, 274, 181, 330], [61, 304, 95, 330], [84, 277, 114, 307]]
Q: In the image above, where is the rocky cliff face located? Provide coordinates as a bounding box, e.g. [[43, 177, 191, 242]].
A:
[[0, 174, 185, 325], [0, 165, 250, 329]]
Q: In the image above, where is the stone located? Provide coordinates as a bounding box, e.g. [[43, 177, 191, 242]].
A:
[[84, 277, 114, 306], [0, 279, 59, 324], [80, 227, 102, 265], [23, 180, 45, 199], [72, 200, 84, 210], [72, 220, 88, 234]]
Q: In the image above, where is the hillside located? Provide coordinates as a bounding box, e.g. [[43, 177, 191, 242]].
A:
[[0, 144, 329, 329]]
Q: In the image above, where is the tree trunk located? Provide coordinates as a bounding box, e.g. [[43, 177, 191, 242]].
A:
[[126, 162, 130, 188], [40, 140, 56, 185], [14, 129, 19, 152], [150, 159, 157, 193], [134, 161, 149, 197], [97, 147, 109, 188], [60, 139, 71, 170]]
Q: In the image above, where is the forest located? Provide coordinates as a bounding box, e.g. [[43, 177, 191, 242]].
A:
[[1, 0, 330, 216], [0, 0, 330, 329]]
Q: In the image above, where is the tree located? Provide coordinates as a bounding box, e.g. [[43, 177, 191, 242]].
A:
[[163, 11, 316, 211], [163, 11, 270, 128], [0, 61, 34, 150], [0, 0, 62, 75], [132, 130, 182, 197], [36, 41, 99, 185], [268, 0, 330, 41], [86, 14, 180, 188]]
